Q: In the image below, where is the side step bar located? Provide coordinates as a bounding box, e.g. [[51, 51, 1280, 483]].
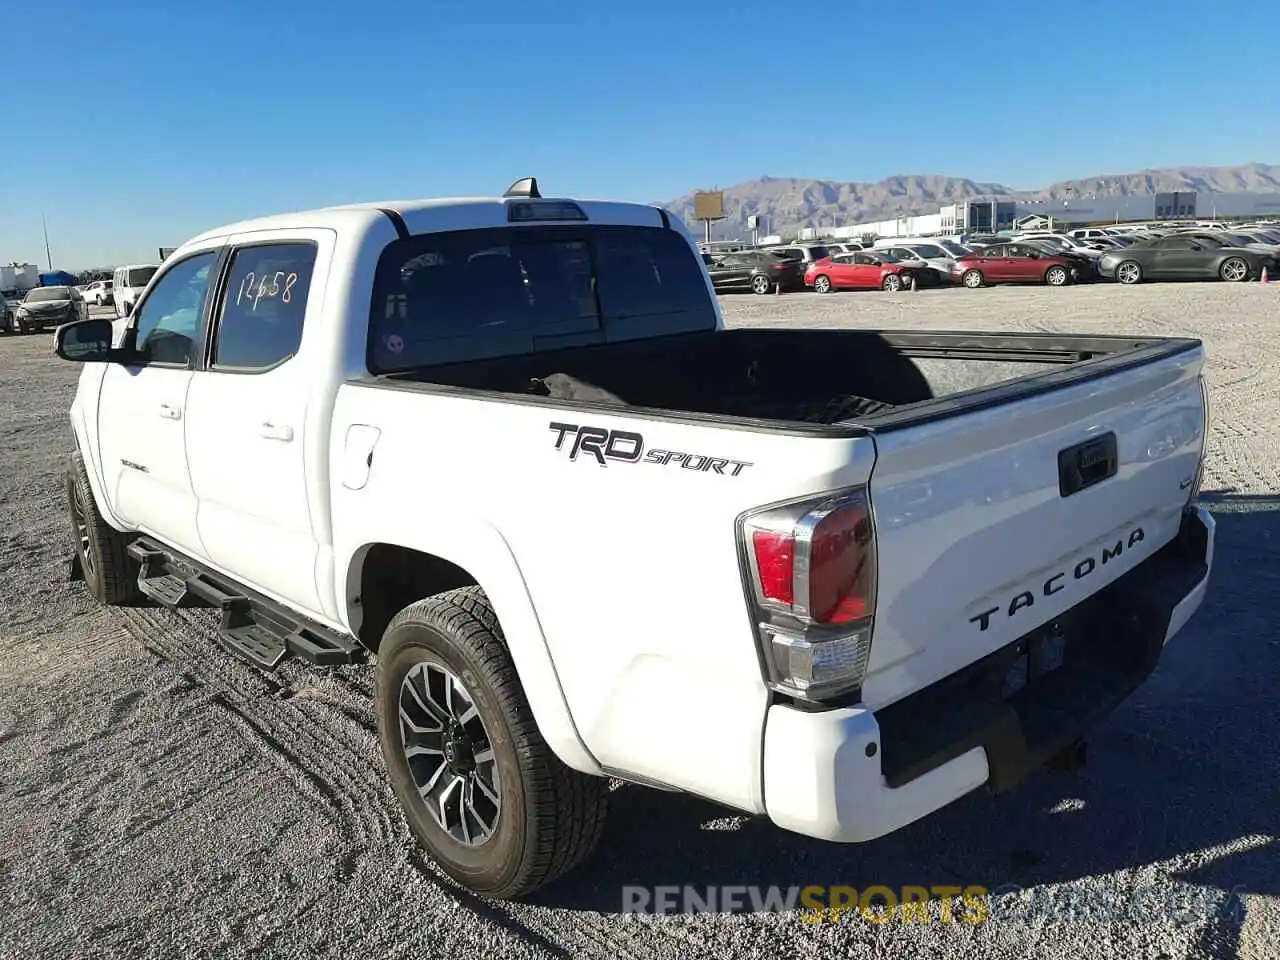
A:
[[127, 537, 366, 671]]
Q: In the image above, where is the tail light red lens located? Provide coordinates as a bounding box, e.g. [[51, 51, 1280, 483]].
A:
[[806, 501, 873, 623], [751, 529, 795, 605], [740, 487, 878, 701]]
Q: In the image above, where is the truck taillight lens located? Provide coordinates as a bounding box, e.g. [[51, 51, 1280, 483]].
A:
[[740, 488, 877, 702], [752, 530, 794, 604]]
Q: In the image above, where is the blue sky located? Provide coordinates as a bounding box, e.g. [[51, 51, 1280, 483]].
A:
[[1, 0, 1275, 269]]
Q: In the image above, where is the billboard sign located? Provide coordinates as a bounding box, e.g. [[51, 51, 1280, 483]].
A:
[[693, 191, 726, 221]]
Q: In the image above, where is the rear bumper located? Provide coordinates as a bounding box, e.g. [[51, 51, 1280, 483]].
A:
[[761, 503, 1214, 843]]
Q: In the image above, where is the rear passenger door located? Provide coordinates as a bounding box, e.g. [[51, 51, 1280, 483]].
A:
[[184, 232, 332, 618]]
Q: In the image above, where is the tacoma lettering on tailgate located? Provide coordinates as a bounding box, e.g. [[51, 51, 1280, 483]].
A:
[[549, 422, 753, 476], [969, 526, 1147, 632]]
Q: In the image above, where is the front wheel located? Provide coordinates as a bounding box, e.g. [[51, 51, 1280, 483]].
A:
[[375, 587, 608, 900], [67, 454, 142, 605], [751, 274, 774, 295], [961, 269, 985, 289], [1044, 265, 1070, 286], [882, 273, 903, 292], [813, 275, 832, 294], [1219, 257, 1250, 282]]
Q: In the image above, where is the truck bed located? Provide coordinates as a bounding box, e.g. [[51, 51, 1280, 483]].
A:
[[367, 328, 1199, 431]]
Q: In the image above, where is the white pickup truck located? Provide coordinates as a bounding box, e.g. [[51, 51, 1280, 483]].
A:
[[54, 179, 1215, 900]]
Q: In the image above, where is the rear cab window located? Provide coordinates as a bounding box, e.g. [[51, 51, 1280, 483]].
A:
[[126, 266, 158, 288], [367, 224, 715, 372], [211, 242, 318, 370]]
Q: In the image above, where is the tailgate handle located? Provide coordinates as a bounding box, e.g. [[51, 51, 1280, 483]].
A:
[[1058, 432, 1118, 498]]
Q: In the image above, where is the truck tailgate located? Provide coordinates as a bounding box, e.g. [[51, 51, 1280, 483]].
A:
[[861, 343, 1206, 710]]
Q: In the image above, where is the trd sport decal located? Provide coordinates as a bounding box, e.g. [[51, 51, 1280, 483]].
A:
[[549, 422, 753, 476]]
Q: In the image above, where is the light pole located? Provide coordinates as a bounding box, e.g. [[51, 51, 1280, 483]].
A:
[[42, 214, 53, 271]]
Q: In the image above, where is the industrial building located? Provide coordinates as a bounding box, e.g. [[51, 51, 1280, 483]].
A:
[[805, 191, 1280, 241], [1, 263, 40, 295]]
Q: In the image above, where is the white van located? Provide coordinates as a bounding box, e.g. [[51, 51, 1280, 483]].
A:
[[111, 263, 160, 318]]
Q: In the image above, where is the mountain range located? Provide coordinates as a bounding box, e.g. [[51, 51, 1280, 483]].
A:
[[661, 163, 1280, 239]]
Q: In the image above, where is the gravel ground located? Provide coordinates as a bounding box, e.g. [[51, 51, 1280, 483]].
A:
[[1, 285, 1277, 960]]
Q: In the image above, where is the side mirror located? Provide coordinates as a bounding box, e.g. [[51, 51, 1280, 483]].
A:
[[54, 317, 117, 363]]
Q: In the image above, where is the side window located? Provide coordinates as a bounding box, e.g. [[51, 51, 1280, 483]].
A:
[[212, 243, 317, 370], [133, 252, 219, 366]]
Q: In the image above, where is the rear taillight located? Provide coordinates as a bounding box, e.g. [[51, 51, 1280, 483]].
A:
[[740, 487, 877, 702]]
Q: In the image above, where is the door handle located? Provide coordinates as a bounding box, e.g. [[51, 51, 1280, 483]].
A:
[[259, 422, 295, 442], [158, 403, 182, 420]]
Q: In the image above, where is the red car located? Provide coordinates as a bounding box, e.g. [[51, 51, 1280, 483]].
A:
[[804, 251, 928, 293], [950, 242, 1079, 288]]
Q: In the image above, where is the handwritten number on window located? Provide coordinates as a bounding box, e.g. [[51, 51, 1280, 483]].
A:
[[235, 269, 300, 311]]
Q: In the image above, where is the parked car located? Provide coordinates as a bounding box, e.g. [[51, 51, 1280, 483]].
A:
[[1067, 227, 1121, 241], [11, 284, 88, 333], [951, 243, 1081, 288], [806, 251, 934, 292], [1016, 239, 1100, 279], [111, 263, 160, 317], [50, 180, 1213, 902], [1098, 235, 1278, 285], [762, 244, 833, 270], [703, 250, 806, 294], [1012, 233, 1105, 258], [1176, 231, 1280, 258], [871, 242, 961, 281], [81, 279, 114, 306]]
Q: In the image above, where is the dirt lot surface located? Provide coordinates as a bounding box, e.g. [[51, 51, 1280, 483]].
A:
[[1, 285, 1276, 959]]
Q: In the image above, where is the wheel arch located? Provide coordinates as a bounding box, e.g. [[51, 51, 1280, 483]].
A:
[[342, 529, 603, 776]]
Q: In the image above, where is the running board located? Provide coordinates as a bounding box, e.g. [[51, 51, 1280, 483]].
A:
[[126, 537, 366, 671]]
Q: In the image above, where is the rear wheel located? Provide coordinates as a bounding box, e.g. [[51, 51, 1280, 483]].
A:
[[962, 269, 984, 289], [882, 273, 903, 292], [376, 587, 608, 899], [751, 274, 774, 295], [1044, 265, 1069, 286], [813, 275, 832, 294], [1219, 257, 1250, 282]]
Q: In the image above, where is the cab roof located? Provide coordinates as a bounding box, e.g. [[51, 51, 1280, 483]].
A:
[[181, 182, 681, 250]]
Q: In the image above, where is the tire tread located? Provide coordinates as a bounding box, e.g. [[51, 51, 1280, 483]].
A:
[[384, 587, 607, 897], [70, 454, 142, 606]]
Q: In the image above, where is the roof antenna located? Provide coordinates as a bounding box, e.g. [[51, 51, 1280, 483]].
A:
[[503, 177, 541, 199]]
